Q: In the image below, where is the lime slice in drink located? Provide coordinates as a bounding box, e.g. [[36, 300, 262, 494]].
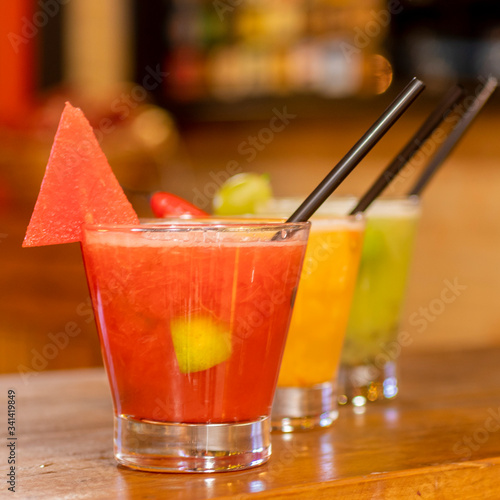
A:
[[213, 172, 272, 215], [171, 316, 232, 373]]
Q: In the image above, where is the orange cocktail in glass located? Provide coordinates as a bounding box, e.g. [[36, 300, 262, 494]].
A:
[[258, 199, 364, 431]]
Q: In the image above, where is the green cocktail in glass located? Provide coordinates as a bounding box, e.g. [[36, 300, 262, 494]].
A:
[[338, 197, 420, 406]]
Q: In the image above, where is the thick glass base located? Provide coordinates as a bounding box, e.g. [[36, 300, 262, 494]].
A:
[[114, 415, 271, 473], [337, 360, 398, 406], [271, 382, 339, 432]]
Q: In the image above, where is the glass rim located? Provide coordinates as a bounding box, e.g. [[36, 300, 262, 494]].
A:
[[82, 217, 311, 233], [267, 194, 420, 205], [262, 195, 420, 215], [358, 195, 421, 215]]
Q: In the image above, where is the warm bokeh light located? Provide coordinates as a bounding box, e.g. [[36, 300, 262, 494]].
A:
[[368, 53, 393, 95]]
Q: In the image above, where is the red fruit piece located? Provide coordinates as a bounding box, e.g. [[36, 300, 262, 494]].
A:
[[151, 192, 208, 217], [23, 102, 139, 247]]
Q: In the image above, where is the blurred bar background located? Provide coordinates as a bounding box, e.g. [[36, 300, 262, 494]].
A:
[[1, 0, 500, 373]]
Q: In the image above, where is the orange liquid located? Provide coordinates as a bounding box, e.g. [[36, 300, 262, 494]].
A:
[[82, 230, 306, 423], [278, 221, 364, 387]]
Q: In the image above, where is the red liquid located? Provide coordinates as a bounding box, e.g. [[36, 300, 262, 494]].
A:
[[81, 229, 306, 424]]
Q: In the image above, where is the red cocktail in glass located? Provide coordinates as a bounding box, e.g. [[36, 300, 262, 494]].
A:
[[81, 219, 309, 472]]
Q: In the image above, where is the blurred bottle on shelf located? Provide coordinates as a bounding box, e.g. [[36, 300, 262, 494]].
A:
[[135, 0, 394, 108], [0, 1, 37, 127]]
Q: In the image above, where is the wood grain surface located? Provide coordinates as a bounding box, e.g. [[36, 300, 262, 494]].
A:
[[2, 348, 500, 499]]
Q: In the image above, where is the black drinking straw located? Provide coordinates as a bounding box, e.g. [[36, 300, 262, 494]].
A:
[[408, 76, 497, 197], [286, 77, 425, 223], [349, 84, 464, 215]]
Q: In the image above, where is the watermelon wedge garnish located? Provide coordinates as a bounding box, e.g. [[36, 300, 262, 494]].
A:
[[23, 102, 139, 247]]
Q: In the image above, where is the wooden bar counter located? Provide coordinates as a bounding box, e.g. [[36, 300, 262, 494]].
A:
[[3, 347, 500, 499]]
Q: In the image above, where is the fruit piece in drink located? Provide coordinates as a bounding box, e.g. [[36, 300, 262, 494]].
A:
[[213, 172, 272, 215], [171, 316, 232, 373], [23, 102, 138, 247], [150, 191, 208, 217]]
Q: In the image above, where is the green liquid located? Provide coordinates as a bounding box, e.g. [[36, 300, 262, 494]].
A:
[[341, 200, 420, 366]]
